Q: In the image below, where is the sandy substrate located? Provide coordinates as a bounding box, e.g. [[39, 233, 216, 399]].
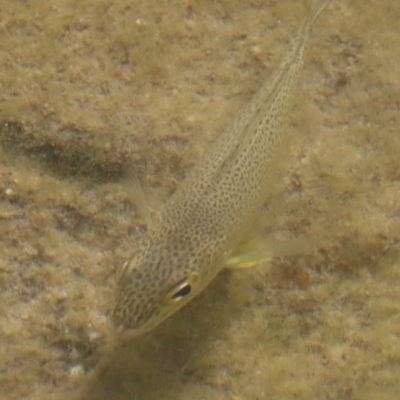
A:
[[1, 1, 400, 399]]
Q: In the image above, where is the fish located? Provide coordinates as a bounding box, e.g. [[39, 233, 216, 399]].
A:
[[107, 0, 333, 338]]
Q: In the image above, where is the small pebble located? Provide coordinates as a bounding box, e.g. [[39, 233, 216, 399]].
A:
[[69, 365, 85, 382], [88, 330, 102, 341]]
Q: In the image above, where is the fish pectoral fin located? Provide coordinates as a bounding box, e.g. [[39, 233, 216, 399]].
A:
[[122, 169, 153, 229], [225, 235, 272, 269], [268, 236, 316, 259], [225, 248, 273, 269], [225, 236, 316, 269]]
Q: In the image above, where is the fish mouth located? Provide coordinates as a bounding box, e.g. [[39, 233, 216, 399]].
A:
[[106, 308, 164, 339], [106, 311, 143, 339]]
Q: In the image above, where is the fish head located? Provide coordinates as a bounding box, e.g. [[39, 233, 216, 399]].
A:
[[106, 239, 205, 338]]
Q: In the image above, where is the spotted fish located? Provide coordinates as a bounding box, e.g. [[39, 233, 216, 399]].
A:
[[107, 0, 333, 338]]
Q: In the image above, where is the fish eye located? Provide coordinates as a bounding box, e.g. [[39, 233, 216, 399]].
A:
[[164, 273, 200, 304]]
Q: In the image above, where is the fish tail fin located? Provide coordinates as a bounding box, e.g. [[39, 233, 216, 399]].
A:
[[300, 0, 333, 35]]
